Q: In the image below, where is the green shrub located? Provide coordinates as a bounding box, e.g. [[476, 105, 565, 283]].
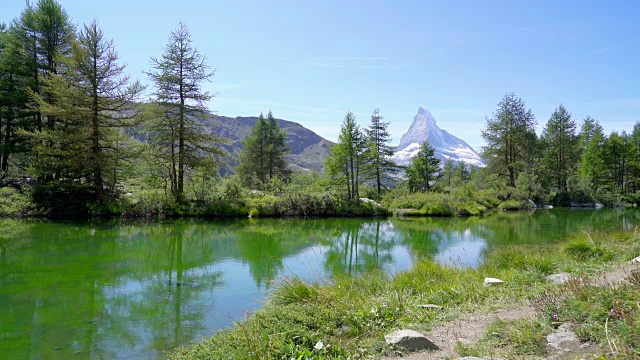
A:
[[563, 238, 611, 260], [0, 186, 35, 217]]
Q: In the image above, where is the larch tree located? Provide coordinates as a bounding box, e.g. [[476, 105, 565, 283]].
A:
[[29, 20, 144, 201], [146, 22, 221, 201], [407, 140, 440, 192], [540, 105, 579, 191], [578, 119, 606, 191], [365, 108, 399, 198], [481, 93, 537, 187], [238, 113, 268, 187], [325, 112, 366, 201], [1, 0, 73, 174], [238, 111, 289, 189], [264, 111, 290, 182]]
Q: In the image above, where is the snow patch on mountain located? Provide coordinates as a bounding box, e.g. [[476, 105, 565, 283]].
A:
[[392, 107, 485, 167]]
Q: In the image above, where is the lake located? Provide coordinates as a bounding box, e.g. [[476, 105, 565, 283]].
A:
[[1, 209, 638, 359]]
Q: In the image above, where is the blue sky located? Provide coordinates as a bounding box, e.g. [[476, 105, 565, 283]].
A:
[[3, 0, 639, 149]]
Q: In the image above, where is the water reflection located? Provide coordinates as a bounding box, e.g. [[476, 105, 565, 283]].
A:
[[1, 209, 639, 359]]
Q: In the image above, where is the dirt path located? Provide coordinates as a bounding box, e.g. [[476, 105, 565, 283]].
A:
[[380, 306, 535, 360], [381, 262, 639, 360]]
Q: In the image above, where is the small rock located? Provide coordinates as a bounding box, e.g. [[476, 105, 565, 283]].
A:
[[547, 324, 580, 351], [483, 277, 503, 287], [629, 255, 640, 264], [457, 357, 505, 360], [418, 304, 443, 309], [594, 202, 604, 209], [544, 205, 554, 209], [546, 273, 571, 284], [384, 329, 439, 351]]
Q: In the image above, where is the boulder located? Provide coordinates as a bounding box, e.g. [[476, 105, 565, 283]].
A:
[[359, 198, 382, 207], [546, 273, 571, 284], [384, 329, 439, 351], [483, 277, 503, 287]]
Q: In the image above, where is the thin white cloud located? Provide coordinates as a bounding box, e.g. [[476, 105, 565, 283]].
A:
[[310, 63, 388, 69], [589, 44, 620, 55], [308, 57, 389, 60], [520, 27, 572, 40], [216, 97, 347, 116]]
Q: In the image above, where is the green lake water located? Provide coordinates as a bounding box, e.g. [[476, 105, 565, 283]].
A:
[[1, 209, 639, 359]]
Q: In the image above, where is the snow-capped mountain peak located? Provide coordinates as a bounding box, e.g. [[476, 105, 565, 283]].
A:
[[393, 107, 485, 167]]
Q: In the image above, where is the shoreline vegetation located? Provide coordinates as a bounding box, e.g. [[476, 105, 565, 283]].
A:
[[170, 227, 640, 360]]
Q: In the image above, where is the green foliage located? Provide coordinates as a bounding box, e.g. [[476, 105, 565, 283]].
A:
[[237, 111, 291, 189], [482, 93, 537, 187], [0, 186, 34, 217], [540, 105, 579, 192], [468, 319, 550, 356], [27, 20, 144, 202], [498, 199, 529, 211], [271, 277, 320, 305], [406, 140, 440, 192], [365, 108, 400, 198], [563, 237, 612, 260], [145, 22, 222, 201], [325, 112, 367, 202], [31, 181, 95, 218]]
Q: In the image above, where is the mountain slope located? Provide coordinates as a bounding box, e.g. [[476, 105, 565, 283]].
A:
[[392, 107, 485, 167], [200, 115, 334, 175]]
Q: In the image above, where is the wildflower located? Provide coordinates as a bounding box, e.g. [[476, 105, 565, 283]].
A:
[[552, 314, 558, 320], [610, 309, 618, 315]]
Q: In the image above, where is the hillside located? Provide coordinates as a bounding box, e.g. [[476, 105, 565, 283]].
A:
[[200, 115, 334, 175]]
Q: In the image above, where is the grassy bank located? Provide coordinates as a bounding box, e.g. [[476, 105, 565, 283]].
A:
[[384, 185, 532, 217], [0, 183, 391, 219], [170, 228, 640, 359]]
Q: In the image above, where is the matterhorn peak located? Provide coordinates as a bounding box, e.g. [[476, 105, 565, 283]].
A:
[[393, 107, 485, 168]]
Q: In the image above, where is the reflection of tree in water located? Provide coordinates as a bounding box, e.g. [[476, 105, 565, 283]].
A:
[[392, 209, 640, 266], [3, 210, 639, 359], [101, 222, 225, 357], [322, 220, 400, 276], [0, 220, 226, 359]]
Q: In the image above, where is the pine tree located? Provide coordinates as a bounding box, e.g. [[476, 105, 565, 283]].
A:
[[407, 140, 440, 192], [238, 113, 268, 187], [579, 119, 606, 191], [540, 105, 579, 191], [237, 111, 289, 189], [325, 112, 366, 201], [264, 111, 290, 182], [481, 93, 537, 187], [628, 122, 640, 193], [441, 158, 455, 188], [365, 108, 399, 198], [0, 0, 73, 174], [28, 20, 144, 201], [146, 22, 221, 201]]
